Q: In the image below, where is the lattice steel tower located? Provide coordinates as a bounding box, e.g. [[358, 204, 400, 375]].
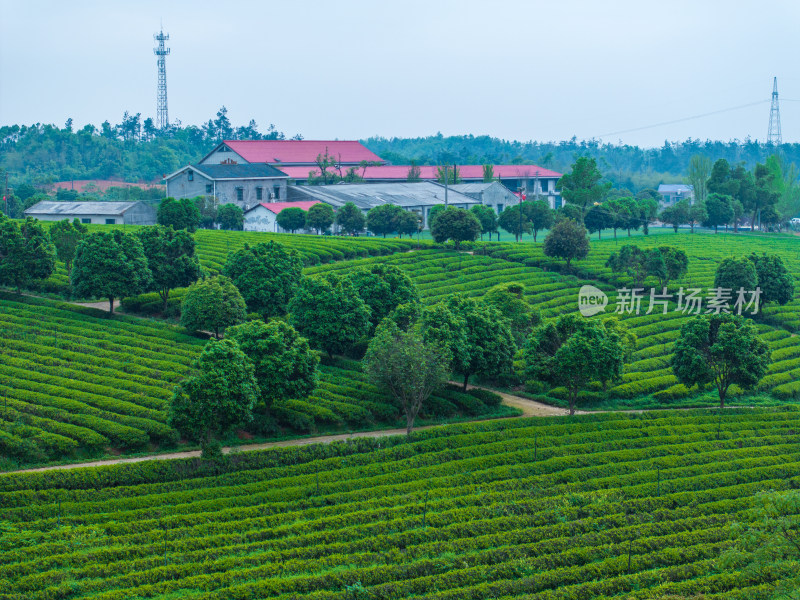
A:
[[153, 30, 170, 130], [768, 77, 782, 145]]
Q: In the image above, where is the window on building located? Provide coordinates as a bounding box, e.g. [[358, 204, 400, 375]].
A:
[[236, 187, 244, 202], [187, 170, 193, 182], [81, 218, 91, 224], [256, 187, 263, 200], [206, 184, 213, 194], [540, 180, 549, 193], [497, 203, 504, 213], [273, 186, 281, 200], [105, 218, 116, 225]]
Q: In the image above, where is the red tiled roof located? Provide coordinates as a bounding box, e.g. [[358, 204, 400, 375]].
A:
[[276, 164, 562, 181], [250, 201, 321, 215], [222, 140, 385, 165]]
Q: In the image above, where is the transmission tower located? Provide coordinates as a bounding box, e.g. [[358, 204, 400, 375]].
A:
[[153, 29, 170, 130], [768, 77, 782, 145]]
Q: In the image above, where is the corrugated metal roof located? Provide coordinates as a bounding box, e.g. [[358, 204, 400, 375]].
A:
[[658, 184, 693, 193], [244, 201, 321, 215], [193, 163, 287, 179], [277, 164, 562, 181], [210, 140, 385, 165], [288, 182, 479, 210], [24, 201, 143, 216]]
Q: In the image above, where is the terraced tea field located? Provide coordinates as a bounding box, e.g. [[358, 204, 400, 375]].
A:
[[1, 408, 797, 599], [307, 247, 800, 405], [0, 293, 507, 467]]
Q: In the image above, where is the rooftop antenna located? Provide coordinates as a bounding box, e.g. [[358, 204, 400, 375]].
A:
[[153, 27, 170, 130], [768, 77, 782, 146]]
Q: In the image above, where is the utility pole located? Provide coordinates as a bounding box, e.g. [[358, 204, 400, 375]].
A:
[[444, 165, 449, 207]]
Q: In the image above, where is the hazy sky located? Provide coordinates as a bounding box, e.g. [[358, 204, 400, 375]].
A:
[[2, 0, 800, 147]]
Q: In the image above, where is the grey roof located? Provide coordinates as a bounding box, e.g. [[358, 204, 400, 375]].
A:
[[288, 182, 479, 210], [657, 184, 693, 193], [450, 181, 518, 198], [192, 163, 287, 180], [24, 201, 142, 216]]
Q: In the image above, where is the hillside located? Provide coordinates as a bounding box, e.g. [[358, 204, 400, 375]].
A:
[[1, 409, 797, 598]]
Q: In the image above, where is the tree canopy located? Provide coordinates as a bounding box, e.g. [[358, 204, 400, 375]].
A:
[[289, 274, 371, 357], [524, 314, 628, 415], [671, 313, 770, 408], [169, 338, 258, 457], [482, 282, 539, 346], [157, 197, 201, 232], [543, 218, 590, 268], [469, 205, 498, 241], [180, 275, 246, 338], [70, 230, 151, 313], [748, 253, 794, 306], [346, 264, 420, 330], [366, 204, 403, 237], [523, 200, 554, 241], [222, 241, 303, 318], [714, 257, 758, 296], [557, 157, 609, 216], [305, 203, 335, 234], [137, 225, 201, 310], [217, 204, 244, 230], [363, 320, 450, 435], [336, 202, 366, 235], [429, 207, 482, 248], [48, 218, 87, 275], [276, 207, 307, 233], [0, 214, 57, 291]]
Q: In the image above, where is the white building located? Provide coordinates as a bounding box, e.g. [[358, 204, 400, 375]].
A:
[[24, 201, 157, 225], [243, 201, 321, 233], [657, 184, 694, 207]]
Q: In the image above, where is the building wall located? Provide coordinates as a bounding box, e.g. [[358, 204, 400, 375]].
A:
[[243, 205, 312, 233], [165, 170, 288, 209], [122, 203, 157, 225], [200, 147, 248, 165], [28, 212, 125, 225]]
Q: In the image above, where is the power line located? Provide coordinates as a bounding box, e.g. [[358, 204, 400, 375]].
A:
[[596, 100, 769, 139]]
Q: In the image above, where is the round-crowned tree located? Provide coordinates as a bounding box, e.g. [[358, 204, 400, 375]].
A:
[[180, 275, 246, 338], [305, 203, 335, 234], [543, 218, 590, 268], [748, 253, 794, 306], [276, 207, 307, 233], [336, 202, 366, 235], [430, 207, 481, 249], [222, 241, 303, 318], [714, 257, 758, 294]]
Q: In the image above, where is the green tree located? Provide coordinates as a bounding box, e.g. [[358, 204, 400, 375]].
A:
[[557, 157, 610, 216], [157, 197, 201, 232], [194, 196, 218, 229], [427, 205, 445, 230], [436, 165, 461, 184], [704, 193, 735, 233], [222, 241, 303, 318], [688, 201, 707, 233], [543, 218, 590, 268], [71, 231, 151, 313], [396, 210, 421, 238], [523, 200, 554, 241], [137, 225, 201, 310], [363, 320, 450, 435], [276, 207, 307, 233], [482, 164, 495, 182], [336, 202, 366, 235], [605, 197, 631, 240], [583, 203, 613, 240], [0, 215, 57, 292], [671, 313, 770, 408], [749, 253, 795, 306], [751, 162, 780, 230], [714, 257, 758, 295], [430, 207, 481, 249], [655, 246, 689, 288], [422, 294, 516, 389], [366, 204, 403, 237], [346, 264, 420, 331], [660, 199, 690, 233], [524, 314, 627, 415], [180, 275, 246, 338], [686, 154, 711, 204], [636, 196, 659, 235], [406, 162, 422, 182], [169, 339, 258, 457], [289, 274, 371, 357], [497, 204, 530, 241], [49, 218, 87, 276], [217, 203, 244, 230], [305, 203, 335, 234], [482, 282, 539, 346], [226, 319, 318, 418], [469, 205, 498, 241], [606, 245, 650, 287]]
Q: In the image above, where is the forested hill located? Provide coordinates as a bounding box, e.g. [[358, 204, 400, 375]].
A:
[[2, 109, 798, 191]]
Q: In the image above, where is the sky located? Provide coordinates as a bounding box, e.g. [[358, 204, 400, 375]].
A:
[[2, 0, 800, 148]]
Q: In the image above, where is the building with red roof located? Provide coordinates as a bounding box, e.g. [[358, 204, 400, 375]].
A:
[[200, 140, 385, 167], [243, 201, 322, 233]]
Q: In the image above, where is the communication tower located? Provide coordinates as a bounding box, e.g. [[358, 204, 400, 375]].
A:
[[153, 30, 170, 130], [768, 77, 782, 145]]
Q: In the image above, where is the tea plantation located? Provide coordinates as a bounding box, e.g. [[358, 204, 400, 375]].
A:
[[1, 408, 798, 598], [0, 293, 508, 468]]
